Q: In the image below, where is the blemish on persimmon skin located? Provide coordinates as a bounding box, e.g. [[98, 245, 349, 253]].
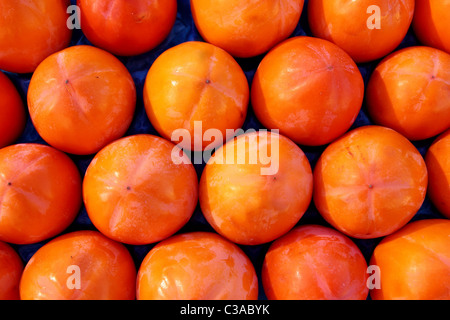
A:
[[205, 79, 211, 84], [368, 184, 374, 189], [126, 186, 131, 191], [7, 182, 12, 186]]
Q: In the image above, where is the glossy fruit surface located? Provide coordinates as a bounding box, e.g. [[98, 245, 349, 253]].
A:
[[27, 45, 136, 155], [78, 0, 177, 56], [20, 230, 136, 300], [0, 241, 23, 300], [200, 131, 313, 245], [251, 36, 364, 146], [314, 126, 428, 239], [0, 144, 82, 245], [308, 0, 415, 63], [413, 0, 450, 54], [370, 219, 450, 300], [144, 41, 249, 151], [0, 0, 72, 73], [426, 129, 450, 218], [0, 72, 26, 148], [83, 134, 198, 245], [137, 232, 258, 300], [262, 225, 369, 300], [367, 46, 450, 141], [191, 0, 304, 58]]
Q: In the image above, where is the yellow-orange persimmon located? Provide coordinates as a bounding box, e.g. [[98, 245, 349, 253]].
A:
[[314, 126, 428, 239], [137, 232, 258, 300], [0, 241, 23, 300]]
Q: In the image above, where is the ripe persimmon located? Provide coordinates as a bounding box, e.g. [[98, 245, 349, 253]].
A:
[[0, 144, 82, 245], [370, 219, 450, 300], [262, 225, 369, 300], [0, 0, 72, 74], [199, 131, 313, 245], [137, 232, 258, 300], [251, 36, 364, 146], [83, 134, 198, 245], [425, 129, 450, 219], [191, 0, 304, 58], [314, 126, 428, 239], [78, 0, 177, 56], [0, 72, 26, 148], [27, 45, 136, 155], [0, 241, 23, 300], [143, 41, 249, 151], [308, 0, 415, 63], [20, 230, 136, 300], [367, 46, 450, 141], [413, 0, 450, 54]]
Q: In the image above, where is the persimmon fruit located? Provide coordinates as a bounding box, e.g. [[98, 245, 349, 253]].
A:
[[367, 46, 450, 141], [191, 0, 304, 58], [20, 230, 137, 300], [78, 0, 177, 56], [370, 219, 450, 300], [83, 134, 198, 245], [413, 0, 450, 54], [137, 232, 258, 300], [308, 0, 415, 63], [0, 143, 82, 245], [0, 241, 23, 300], [262, 225, 369, 300], [199, 131, 313, 245], [0, 72, 26, 148], [251, 36, 364, 146], [0, 0, 72, 73], [313, 126, 428, 239], [27, 45, 136, 155], [143, 41, 249, 151], [425, 129, 450, 219]]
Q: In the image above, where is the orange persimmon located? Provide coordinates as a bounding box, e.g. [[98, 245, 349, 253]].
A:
[[19, 230, 137, 300], [0, 0, 72, 73], [370, 219, 450, 300], [137, 232, 258, 300], [251, 36, 364, 146], [0, 71, 26, 148], [425, 129, 450, 219], [262, 225, 369, 300], [78, 0, 177, 56], [27, 45, 136, 155], [314, 126, 428, 239], [0, 241, 23, 300], [83, 134, 198, 245], [0, 143, 82, 245], [367, 46, 450, 141], [199, 131, 313, 245], [308, 0, 415, 63], [191, 0, 304, 58]]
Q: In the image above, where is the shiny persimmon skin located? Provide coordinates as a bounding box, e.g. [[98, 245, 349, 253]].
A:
[[191, 0, 304, 58], [251, 36, 364, 147], [370, 219, 450, 300], [413, 0, 450, 54], [199, 131, 313, 245], [0, 0, 72, 74], [308, 0, 415, 63], [144, 41, 249, 151], [27, 45, 136, 155], [313, 126, 428, 239], [0, 144, 82, 245], [0, 242, 23, 300], [83, 134, 198, 245], [426, 130, 450, 219], [137, 232, 258, 300], [20, 230, 136, 300], [0, 72, 26, 148], [367, 46, 450, 141], [78, 0, 177, 56], [262, 225, 369, 300]]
